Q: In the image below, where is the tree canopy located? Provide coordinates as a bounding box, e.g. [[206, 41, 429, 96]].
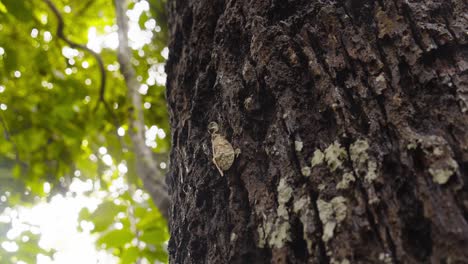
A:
[[0, 0, 170, 262]]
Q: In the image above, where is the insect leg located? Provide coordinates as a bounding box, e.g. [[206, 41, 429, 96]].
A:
[[212, 157, 224, 176]]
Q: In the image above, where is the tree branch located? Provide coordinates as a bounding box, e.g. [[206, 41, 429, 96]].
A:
[[114, 0, 170, 219], [75, 0, 95, 17], [42, 0, 108, 112]]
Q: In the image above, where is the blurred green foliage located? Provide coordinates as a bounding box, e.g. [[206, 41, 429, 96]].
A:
[[0, 0, 169, 262]]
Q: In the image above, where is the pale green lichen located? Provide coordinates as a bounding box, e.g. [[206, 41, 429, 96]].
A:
[[429, 168, 454, 184], [293, 196, 314, 253], [366, 160, 378, 183], [277, 204, 288, 217], [257, 178, 293, 248], [311, 149, 325, 167], [301, 166, 311, 177], [336, 172, 356, 190], [295, 141, 304, 152], [324, 141, 348, 171], [350, 139, 369, 165], [350, 139, 379, 183], [268, 221, 291, 248], [407, 142, 418, 150], [258, 220, 276, 248], [317, 196, 347, 242], [270, 179, 293, 247], [230, 232, 237, 242], [433, 147, 444, 156], [365, 182, 380, 205], [257, 226, 266, 248], [408, 135, 459, 185], [332, 197, 348, 222], [369, 195, 381, 205], [277, 178, 293, 204], [321, 220, 337, 243], [429, 158, 458, 184], [318, 183, 326, 191], [378, 252, 392, 263], [331, 258, 351, 264], [293, 197, 309, 213]]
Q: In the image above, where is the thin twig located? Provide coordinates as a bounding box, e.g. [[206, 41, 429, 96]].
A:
[[114, 0, 170, 220], [42, 0, 107, 112], [75, 0, 95, 17]]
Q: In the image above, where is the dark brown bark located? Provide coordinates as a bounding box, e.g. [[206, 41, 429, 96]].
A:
[[165, 0, 468, 263]]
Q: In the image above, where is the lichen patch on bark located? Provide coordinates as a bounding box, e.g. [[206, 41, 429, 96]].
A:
[[316, 196, 348, 243], [324, 141, 348, 172], [257, 178, 293, 248], [350, 139, 378, 183], [429, 158, 459, 185], [336, 172, 356, 190], [311, 149, 325, 168]]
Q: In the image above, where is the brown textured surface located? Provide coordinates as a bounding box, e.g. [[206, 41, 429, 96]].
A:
[[165, 0, 468, 263]]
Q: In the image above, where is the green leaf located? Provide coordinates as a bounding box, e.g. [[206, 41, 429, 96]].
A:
[[78, 207, 92, 220], [96, 229, 133, 249], [2, 44, 18, 73], [139, 229, 168, 245], [88, 201, 125, 232], [16, 252, 35, 264], [120, 246, 139, 264], [143, 247, 168, 263], [1, 0, 33, 22], [0, 1, 7, 13], [136, 211, 163, 230]]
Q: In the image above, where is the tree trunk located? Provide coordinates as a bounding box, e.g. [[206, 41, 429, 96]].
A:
[[165, 0, 468, 263]]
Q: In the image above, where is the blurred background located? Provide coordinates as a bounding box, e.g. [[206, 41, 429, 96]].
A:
[[0, 0, 170, 263]]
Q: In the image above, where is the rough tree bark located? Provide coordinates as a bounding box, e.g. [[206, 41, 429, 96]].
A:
[[165, 0, 468, 263]]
